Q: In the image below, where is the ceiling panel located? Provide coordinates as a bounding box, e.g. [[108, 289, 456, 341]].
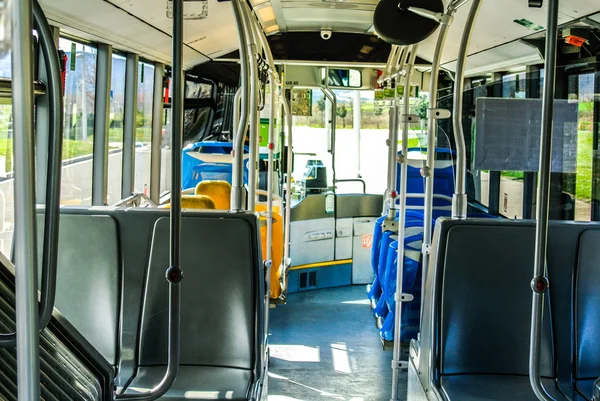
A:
[[40, 0, 208, 68], [442, 41, 542, 77], [109, 0, 239, 60]]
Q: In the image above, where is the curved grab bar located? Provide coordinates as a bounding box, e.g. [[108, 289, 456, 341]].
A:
[[230, 0, 250, 212], [451, 0, 481, 220], [0, 0, 63, 349], [116, 0, 184, 399], [334, 179, 366, 194]]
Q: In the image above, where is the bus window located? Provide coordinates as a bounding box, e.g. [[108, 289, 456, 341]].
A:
[[0, 51, 10, 78], [498, 71, 528, 219], [161, 108, 172, 194], [58, 38, 97, 206], [107, 53, 126, 205], [134, 62, 154, 195], [567, 70, 597, 221], [0, 103, 13, 257]]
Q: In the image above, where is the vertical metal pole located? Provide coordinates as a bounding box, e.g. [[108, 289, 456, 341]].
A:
[[282, 89, 293, 285], [322, 88, 337, 186], [122, 53, 139, 199], [386, 105, 399, 218], [168, 0, 184, 393], [231, 0, 249, 212], [92, 44, 113, 206], [266, 80, 275, 265], [150, 63, 165, 204], [451, 0, 482, 219], [529, 1, 559, 401], [353, 90, 361, 178], [11, 0, 40, 398], [240, 3, 259, 211], [390, 45, 418, 401], [386, 48, 408, 219], [421, 22, 451, 314]]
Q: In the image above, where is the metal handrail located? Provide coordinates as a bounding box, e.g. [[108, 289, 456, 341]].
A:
[[239, 0, 259, 212], [281, 89, 294, 289], [113, 193, 158, 208], [115, 0, 184, 399], [391, 44, 418, 401], [0, 0, 63, 352], [334, 179, 366, 194], [0, 78, 46, 97], [529, 1, 560, 401], [321, 87, 337, 187], [451, 0, 482, 220], [421, 6, 455, 335], [231, 0, 250, 212]]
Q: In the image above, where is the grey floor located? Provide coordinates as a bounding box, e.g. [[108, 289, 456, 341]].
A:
[[267, 286, 407, 401]]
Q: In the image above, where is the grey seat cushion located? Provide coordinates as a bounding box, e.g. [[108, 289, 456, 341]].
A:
[[441, 375, 565, 401], [125, 366, 252, 400]]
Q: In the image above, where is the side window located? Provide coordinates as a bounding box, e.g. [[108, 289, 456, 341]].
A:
[[0, 103, 14, 256], [107, 53, 126, 205], [498, 72, 528, 219], [58, 38, 97, 206], [134, 62, 154, 195]]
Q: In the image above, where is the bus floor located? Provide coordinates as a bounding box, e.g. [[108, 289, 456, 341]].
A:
[[267, 285, 408, 401]]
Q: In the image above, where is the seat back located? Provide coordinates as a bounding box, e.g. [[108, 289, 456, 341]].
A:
[[434, 220, 554, 377], [195, 180, 232, 210], [36, 213, 120, 366], [138, 213, 263, 369], [575, 230, 600, 382], [160, 195, 216, 210]]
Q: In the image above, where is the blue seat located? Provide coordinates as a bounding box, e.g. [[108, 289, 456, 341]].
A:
[[380, 231, 424, 343], [367, 215, 389, 301], [396, 148, 456, 207], [182, 141, 250, 190]]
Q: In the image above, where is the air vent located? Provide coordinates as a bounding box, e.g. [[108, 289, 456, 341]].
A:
[[299, 271, 318, 289]]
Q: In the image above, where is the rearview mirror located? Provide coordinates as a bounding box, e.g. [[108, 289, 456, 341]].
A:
[[321, 68, 362, 88]]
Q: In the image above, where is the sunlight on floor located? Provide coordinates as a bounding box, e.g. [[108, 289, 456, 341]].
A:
[[268, 372, 345, 399], [331, 343, 352, 374], [341, 299, 371, 305], [270, 344, 321, 362]]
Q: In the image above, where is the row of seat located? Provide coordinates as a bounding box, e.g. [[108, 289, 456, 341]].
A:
[[411, 218, 600, 401], [35, 206, 267, 400]]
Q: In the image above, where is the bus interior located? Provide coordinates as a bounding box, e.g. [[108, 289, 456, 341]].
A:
[[1, 0, 600, 400]]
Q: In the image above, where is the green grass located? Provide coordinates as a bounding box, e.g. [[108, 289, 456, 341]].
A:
[[499, 131, 594, 202], [0, 138, 96, 173], [575, 130, 593, 201], [501, 171, 525, 180]]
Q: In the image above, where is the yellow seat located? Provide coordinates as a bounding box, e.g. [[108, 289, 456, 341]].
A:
[[256, 204, 284, 299], [194, 181, 231, 210], [159, 195, 216, 210]]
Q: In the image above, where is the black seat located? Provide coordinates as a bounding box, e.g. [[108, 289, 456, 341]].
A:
[[124, 214, 266, 400], [435, 221, 564, 401], [575, 230, 600, 401], [411, 219, 571, 401]]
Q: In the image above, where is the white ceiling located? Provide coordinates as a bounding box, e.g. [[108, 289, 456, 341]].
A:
[[40, 0, 600, 74]]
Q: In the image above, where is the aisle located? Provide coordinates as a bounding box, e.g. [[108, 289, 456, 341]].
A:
[[267, 286, 407, 401]]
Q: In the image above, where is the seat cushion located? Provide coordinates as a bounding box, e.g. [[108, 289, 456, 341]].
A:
[[125, 366, 252, 400], [576, 379, 596, 401], [441, 375, 566, 401]]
